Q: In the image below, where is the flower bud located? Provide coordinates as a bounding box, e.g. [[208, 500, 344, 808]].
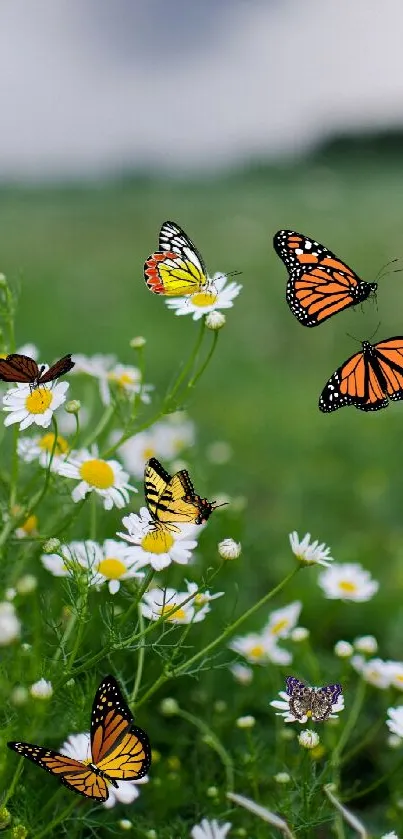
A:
[[205, 311, 226, 330], [159, 697, 179, 716], [30, 679, 53, 699], [130, 336, 146, 348], [65, 400, 81, 414], [218, 538, 241, 560], [298, 730, 320, 749], [236, 715, 255, 729], [42, 538, 61, 554]]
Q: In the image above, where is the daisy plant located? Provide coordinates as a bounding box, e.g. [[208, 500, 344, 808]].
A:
[[1, 240, 401, 839]]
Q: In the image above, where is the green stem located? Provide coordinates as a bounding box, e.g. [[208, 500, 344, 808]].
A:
[[177, 707, 234, 791], [342, 755, 403, 802], [82, 402, 115, 450], [8, 425, 19, 510], [136, 565, 301, 708], [89, 492, 97, 540], [187, 330, 219, 389], [130, 607, 145, 704], [119, 568, 156, 628], [2, 758, 24, 808], [163, 318, 206, 409], [33, 797, 77, 839], [332, 679, 367, 768]]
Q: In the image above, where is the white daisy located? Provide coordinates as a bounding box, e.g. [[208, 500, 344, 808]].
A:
[[15, 343, 40, 360], [229, 631, 292, 666], [2, 380, 69, 431], [358, 658, 394, 689], [117, 507, 198, 571], [102, 363, 153, 407], [60, 732, 148, 809], [386, 706, 403, 739], [72, 353, 152, 407], [114, 414, 195, 479], [318, 563, 379, 602], [165, 273, 242, 321], [141, 580, 222, 624], [229, 664, 254, 685], [18, 431, 70, 470], [41, 539, 144, 594], [289, 531, 333, 567], [388, 661, 403, 691], [190, 818, 231, 839], [0, 602, 20, 645], [57, 445, 136, 510], [270, 686, 344, 724], [263, 601, 302, 641], [14, 511, 38, 540]]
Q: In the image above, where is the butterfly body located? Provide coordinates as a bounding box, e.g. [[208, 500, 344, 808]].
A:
[[144, 457, 216, 532], [8, 676, 151, 801], [144, 221, 209, 297], [286, 676, 342, 722], [319, 336, 403, 412], [0, 353, 75, 388], [274, 230, 377, 326]]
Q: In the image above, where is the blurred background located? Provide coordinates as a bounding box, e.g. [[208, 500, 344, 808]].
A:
[[1, 0, 403, 639]]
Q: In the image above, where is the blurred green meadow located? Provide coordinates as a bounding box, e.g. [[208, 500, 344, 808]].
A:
[[2, 156, 403, 835]]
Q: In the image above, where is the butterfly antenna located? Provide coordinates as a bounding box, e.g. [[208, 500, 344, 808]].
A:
[[367, 320, 381, 342], [212, 500, 229, 510], [376, 258, 403, 282], [345, 332, 361, 345]]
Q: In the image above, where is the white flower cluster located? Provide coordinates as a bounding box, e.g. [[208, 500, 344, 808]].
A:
[[229, 601, 302, 667]]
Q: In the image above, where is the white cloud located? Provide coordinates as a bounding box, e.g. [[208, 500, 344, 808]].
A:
[[0, 0, 402, 177]]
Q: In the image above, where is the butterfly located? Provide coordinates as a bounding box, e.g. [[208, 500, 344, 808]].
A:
[[319, 337, 403, 412], [286, 676, 342, 722], [7, 675, 151, 801], [0, 353, 75, 388], [273, 230, 377, 327], [144, 457, 218, 532], [144, 220, 209, 296]]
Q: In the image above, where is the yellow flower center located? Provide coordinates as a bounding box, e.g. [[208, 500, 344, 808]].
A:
[[79, 459, 114, 489], [159, 602, 186, 621], [249, 644, 265, 660], [339, 580, 358, 594], [98, 557, 127, 579], [39, 432, 69, 455], [270, 619, 289, 636], [141, 529, 174, 554], [143, 446, 156, 460], [108, 371, 139, 388], [395, 674, 403, 683], [190, 290, 218, 308], [21, 514, 38, 534], [194, 593, 207, 606], [25, 388, 53, 415]]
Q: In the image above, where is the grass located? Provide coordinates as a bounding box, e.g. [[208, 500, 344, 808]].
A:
[[1, 157, 403, 836]]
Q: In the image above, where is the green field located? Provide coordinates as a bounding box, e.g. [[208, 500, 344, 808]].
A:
[[1, 158, 403, 836]]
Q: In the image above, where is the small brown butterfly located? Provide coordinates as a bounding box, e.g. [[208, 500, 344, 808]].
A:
[[0, 354, 74, 388], [286, 676, 342, 722]]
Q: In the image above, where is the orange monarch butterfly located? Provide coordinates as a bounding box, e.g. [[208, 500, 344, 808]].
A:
[[7, 675, 151, 801], [144, 457, 219, 531], [144, 220, 209, 297], [319, 337, 403, 412], [0, 353, 75, 387], [273, 230, 377, 327]]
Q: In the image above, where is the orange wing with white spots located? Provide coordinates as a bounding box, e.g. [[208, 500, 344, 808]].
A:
[[6, 743, 109, 800], [273, 230, 377, 326], [319, 337, 403, 412], [7, 675, 151, 801]]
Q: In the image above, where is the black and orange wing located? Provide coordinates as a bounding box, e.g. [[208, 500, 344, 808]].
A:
[[371, 337, 403, 404], [91, 675, 151, 782], [273, 230, 377, 327], [38, 354, 75, 384], [7, 742, 108, 800], [0, 354, 40, 383], [318, 339, 403, 412]]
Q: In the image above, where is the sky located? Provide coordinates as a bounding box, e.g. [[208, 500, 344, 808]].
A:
[[0, 0, 403, 178]]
